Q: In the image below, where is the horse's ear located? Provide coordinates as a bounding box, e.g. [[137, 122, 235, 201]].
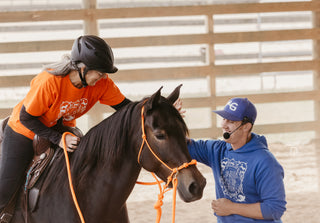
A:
[[167, 84, 182, 104], [145, 86, 163, 111]]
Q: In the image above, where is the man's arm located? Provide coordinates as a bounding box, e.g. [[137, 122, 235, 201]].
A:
[[211, 198, 264, 219]]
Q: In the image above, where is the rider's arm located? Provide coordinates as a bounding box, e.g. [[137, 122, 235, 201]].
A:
[[19, 105, 62, 145], [111, 98, 131, 111]]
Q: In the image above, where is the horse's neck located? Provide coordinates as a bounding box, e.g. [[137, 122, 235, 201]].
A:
[[73, 104, 144, 217], [77, 115, 143, 215], [77, 155, 142, 217]]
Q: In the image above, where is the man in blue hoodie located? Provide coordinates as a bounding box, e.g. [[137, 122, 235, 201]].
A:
[[187, 98, 286, 222]]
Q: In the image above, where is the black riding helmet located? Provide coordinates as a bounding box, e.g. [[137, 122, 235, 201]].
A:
[[71, 35, 118, 87]]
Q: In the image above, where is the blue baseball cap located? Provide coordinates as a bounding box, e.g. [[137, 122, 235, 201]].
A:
[[213, 98, 257, 124]]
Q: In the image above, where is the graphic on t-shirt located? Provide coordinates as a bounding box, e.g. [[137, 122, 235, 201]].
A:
[[58, 98, 88, 122], [219, 158, 247, 202]]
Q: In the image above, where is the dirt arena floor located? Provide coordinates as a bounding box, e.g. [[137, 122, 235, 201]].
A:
[[126, 142, 320, 223]]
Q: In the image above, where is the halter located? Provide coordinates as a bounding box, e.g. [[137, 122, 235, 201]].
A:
[[137, 104, 197, 223], [63, 103, 197, 223]]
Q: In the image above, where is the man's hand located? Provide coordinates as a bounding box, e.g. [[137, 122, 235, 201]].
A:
[[59, 134, 80, 152], [173, 98, 186, 117], [212, 198, 264, 219], [211, 198, 234, 216]]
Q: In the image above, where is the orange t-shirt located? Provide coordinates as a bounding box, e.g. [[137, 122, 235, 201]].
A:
[[8, 70, 125, 140]]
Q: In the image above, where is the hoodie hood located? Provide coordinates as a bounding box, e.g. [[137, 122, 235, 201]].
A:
[[226, 133, 268, 153]]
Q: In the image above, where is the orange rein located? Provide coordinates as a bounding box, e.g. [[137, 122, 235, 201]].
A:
[[62, 132, 85, 223], [137, 105, 197, 223]]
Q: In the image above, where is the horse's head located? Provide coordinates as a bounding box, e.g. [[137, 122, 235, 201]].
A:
[[137, 85, 206, 202]]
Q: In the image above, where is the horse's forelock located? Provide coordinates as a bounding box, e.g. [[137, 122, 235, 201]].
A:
[[148, 97, 189, 136]]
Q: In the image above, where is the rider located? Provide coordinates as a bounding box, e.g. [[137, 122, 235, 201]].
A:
[[0, 35, 131, 219]]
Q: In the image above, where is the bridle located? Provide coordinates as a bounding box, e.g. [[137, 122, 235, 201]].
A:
[[137, 103, 197, 223]]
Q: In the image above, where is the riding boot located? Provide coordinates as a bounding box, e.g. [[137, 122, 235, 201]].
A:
[[0, 126, 34, 222]]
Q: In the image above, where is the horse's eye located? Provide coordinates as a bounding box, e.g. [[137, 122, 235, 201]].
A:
[[155, 133, 166, 140]]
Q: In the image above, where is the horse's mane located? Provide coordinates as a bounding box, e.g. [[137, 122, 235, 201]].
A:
[[74, 101, 139, 166], [43, 101, 140, 191]]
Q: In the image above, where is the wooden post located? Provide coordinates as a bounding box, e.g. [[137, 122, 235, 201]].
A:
[[312, 3, 320, 138], [82, 0, 98, 35], [206, 13, 219, 139], [82, 0, 102, 128], [312, 0, 320, 192]]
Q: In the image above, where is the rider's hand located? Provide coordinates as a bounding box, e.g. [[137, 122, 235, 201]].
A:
[[173, 98, 186, 118], [59, 134, 80, 152]]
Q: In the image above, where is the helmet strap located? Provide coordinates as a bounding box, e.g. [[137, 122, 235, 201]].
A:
[[78, 67, 89, 87]]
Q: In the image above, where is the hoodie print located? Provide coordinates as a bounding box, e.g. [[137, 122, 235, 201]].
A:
[[219, 158, 247, 202]]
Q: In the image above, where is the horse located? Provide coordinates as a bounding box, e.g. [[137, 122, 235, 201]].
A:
[[10, 85, 206, 223]]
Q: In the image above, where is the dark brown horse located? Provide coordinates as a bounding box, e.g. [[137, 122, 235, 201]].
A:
[[11, 85, 206, 223]]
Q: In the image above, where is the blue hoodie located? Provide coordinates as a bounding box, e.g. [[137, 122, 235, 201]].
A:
[[188, 133, 286, 223]]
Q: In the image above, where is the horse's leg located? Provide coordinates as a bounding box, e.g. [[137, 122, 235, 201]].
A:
[[113, 203, 129, 223]]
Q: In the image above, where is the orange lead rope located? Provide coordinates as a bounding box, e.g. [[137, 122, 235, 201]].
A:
[[62, 132, 85, 223], [137, 105, 197, 223]]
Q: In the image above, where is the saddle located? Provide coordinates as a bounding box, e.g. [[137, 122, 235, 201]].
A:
[[0, 117, 83, 222], [26, 124, 83, 212]]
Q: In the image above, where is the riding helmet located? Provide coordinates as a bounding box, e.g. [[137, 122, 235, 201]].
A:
[[71, 35, 118, 73]]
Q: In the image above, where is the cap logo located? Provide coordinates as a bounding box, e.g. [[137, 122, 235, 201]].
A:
[[227, 101, 238, 112]]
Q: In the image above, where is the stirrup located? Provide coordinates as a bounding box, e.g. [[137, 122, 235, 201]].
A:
[[0, 212, 13, 223]]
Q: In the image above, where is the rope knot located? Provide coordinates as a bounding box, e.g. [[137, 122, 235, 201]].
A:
[[190, 159, 197, 165], [167, 171, 175, 183], [180, 163, 188, 169], [154, 194, 164, 209]]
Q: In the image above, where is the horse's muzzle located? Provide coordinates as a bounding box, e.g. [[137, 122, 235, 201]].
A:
[[177, 168, 206, 202]]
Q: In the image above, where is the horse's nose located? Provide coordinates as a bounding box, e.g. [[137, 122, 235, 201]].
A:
[[188, 177, 206, 197]]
